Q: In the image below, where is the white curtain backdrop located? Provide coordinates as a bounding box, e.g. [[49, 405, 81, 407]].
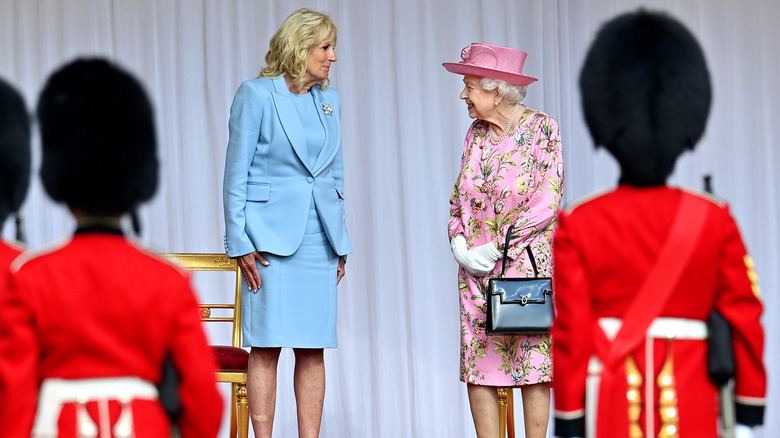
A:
[[1, 1, 777, 436]]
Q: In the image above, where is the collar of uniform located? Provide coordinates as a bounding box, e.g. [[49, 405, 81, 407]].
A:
[[74, 217, 124, 236]]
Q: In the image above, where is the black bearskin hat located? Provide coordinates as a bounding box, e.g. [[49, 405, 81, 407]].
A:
[[0, 78, 31, 225], [579, 10, 712, 187], [37, 58, 158, 215]]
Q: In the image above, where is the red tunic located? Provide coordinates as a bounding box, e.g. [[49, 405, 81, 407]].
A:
[[0, 239, 24, 415], [552, 186, 766, 437], [0, 231, 223, 437], [0, 240, 23, 295], [0, 240, 23, 272]]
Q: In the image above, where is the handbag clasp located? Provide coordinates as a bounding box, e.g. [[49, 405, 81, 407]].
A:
[[520, 293, 530, 305]]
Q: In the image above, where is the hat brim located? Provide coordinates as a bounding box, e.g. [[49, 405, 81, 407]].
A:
[[442, 62, 538, 87]]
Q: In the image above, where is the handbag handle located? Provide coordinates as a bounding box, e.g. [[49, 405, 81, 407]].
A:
[[499, 225, 540, 278]]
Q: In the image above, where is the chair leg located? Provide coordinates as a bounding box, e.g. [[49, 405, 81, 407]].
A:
[[506, 388, 515, 438], [498, 387, 508, 438], [236, 383, 249, 438], [228, 384, 238, 438]]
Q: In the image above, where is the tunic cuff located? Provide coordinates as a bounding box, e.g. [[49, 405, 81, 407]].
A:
[[554, 415, 585, 437], [735, 402, 764, 427]]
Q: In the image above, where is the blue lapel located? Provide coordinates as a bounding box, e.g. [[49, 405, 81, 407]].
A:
[[310, 86, 340, 176], [271, 77, 313, 174]]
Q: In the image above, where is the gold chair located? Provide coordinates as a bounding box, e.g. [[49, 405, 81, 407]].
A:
[[498, 387, 516, 438], [165, 253, 249, 438]]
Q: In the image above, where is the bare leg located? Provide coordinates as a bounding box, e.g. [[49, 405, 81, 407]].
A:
[[520, 382, 551, 438], [293, 348, 325, 438], [247, 347, 281, 438], [467, 383, 500, 438]]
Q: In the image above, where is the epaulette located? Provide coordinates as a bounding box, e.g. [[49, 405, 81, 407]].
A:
[[561, 187, 613, 213], [127, 240, 192, 280], [9, 238, 69, 273], [678, 186, 727, 208]]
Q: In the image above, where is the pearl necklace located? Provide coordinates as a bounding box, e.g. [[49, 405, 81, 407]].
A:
[[486, 102, 522, 145]]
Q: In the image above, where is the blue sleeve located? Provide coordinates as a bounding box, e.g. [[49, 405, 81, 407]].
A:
[[223, 80, 264, 257]]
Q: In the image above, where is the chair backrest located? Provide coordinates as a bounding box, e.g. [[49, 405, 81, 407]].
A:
[[164, 253, 242, 348]]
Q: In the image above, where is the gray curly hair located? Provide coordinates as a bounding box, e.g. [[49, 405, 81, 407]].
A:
[[480, 78, 527, 104]]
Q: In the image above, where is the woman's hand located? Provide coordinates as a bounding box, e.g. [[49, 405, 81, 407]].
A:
[[451, 235, 501, 276], [236, 251, 269, 292], [337, 256, 346, 284]]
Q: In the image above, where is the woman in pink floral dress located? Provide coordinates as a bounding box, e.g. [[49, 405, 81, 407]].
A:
[[443, 43, 563, 438]]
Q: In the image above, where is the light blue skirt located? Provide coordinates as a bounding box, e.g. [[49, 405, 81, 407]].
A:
[[241, 203, 338, 348]]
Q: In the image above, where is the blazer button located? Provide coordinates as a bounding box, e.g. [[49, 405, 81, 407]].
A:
[[306, 177, 314, 183]]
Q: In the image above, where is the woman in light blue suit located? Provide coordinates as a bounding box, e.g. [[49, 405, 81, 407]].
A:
[[222, 8, 351, 438]]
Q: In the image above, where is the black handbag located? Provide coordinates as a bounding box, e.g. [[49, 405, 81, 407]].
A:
[[486, 227, 554, 334]]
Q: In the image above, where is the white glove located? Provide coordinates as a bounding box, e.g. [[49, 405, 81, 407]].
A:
[[450, 234, 468, 262], [735, 424, 755, 438], [450, 235, 502, 276]]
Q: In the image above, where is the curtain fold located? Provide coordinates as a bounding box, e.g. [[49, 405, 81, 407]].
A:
[[1, 1, 776, 436]]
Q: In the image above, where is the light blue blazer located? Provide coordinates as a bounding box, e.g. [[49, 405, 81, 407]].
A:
[[223, 77, 352, 258]]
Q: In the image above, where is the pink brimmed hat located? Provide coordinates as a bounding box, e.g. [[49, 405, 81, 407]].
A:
[[442, 43, 538, 86]]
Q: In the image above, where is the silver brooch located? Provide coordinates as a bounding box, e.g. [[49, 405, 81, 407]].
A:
[[322, 103, 333, 116]]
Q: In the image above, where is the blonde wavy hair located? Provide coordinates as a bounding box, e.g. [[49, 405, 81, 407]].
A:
[[259, 8, 338, 92]]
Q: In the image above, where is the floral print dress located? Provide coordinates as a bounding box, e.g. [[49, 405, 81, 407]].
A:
[[449, 107, 563, 386]]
